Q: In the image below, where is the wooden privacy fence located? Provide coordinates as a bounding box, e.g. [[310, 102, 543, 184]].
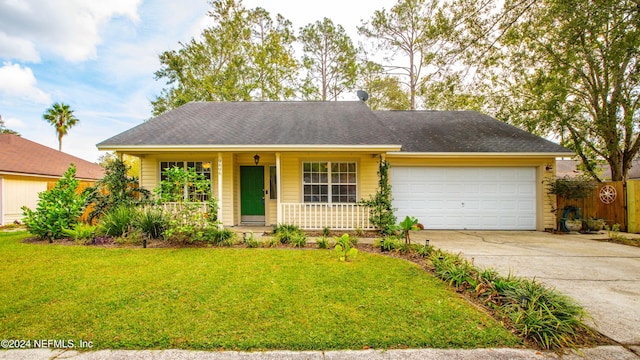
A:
[[628, 180, 640, 233], [556, 181, 626, 231]]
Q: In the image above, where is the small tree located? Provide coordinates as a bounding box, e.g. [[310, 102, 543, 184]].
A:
[[83, 157, 150, 223], [22, 164, 86, 242], [155, 166, 218, 221], [359, 159, 396, 235]]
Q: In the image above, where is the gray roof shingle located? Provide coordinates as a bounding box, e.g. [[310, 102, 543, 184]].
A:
[[97, 101, 571, 154], [98, 101, 398, 147], [376, 110, 571, 153]]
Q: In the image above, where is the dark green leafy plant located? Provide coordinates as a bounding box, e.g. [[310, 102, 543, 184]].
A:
[[429, 249, 592, 350], [22, 164, 86, 242], [316, 236, 332, 249], [274, 224, 304, 244], [359, 159, 396, 235], [83, 158, 150, 223], [134, 207, 167, 239], [546, 175, 596, 200], [99, 205, 137, 237]]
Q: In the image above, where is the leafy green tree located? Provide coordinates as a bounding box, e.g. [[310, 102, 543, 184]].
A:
[[248, 8, 299, 100], [0, 115, 19, 135], [359, 0, 453, 110], [83, 157, 150, 223], [152, 0, 298, 115], [22, 164, 86, 242], [299, 18, 358, 101], [42, 102, 79, 151], [450, 0, 640, 181], [358, 60, 410, 110]]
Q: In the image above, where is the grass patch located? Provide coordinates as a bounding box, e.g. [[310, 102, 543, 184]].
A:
[[0, 231, 520, 350]]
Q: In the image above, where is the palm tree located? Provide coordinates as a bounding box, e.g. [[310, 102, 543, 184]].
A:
[[42, 102, 79, 151]]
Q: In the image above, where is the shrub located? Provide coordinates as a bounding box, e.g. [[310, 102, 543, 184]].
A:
[[134, 207, 167, 239], [502, 280, 591, 350], [429, 249, 592, 350], [62, 224, 98, 244], [22, 165, 86, 242], [289, 232, 307, 247], [99, 205, 137, 237], [316, 236, 332, 249], [274, 224, 304, 244], [358, 159, 396, 235], [547, 175, 596, 200], [202, 226, 236, 246], [246, 232, 260, 248], [83, 158, 150, 223]]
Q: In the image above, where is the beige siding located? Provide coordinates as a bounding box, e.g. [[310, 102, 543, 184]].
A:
[[221, 153, 235, 225], [2, 175, 48, 224], [386, 156, 558, 231]]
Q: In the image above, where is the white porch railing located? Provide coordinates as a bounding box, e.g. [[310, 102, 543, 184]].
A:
[[158, 202, 212, 226], [279, 203, 374, 230]]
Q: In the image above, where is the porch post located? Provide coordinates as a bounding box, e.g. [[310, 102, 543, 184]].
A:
[[276, 152, 282, 225], [217, 153, 223, 224]]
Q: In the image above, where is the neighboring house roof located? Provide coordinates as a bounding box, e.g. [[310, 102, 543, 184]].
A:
[[97, 101, 572, 155], [97, 101, 399, 148], [376, 110, 570, 153], [0, 134, 104, 180], [556, 159, 640, 180]]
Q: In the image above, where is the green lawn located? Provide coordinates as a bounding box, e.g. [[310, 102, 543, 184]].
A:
[[0, 231, 521, 350]]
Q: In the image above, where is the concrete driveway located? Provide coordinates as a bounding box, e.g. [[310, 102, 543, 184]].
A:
[[420, 231, 640, 351]]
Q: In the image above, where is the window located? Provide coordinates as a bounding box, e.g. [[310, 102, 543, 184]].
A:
[[159, 161, 212, 201], [303, 162, 356, 203], [269, 166, 277, 200]]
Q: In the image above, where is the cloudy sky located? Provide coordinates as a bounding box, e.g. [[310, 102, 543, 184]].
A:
[[0, 0, 390, 162]]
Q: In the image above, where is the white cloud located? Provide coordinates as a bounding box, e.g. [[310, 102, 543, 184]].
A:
[[1, 116, 25, 129], [0, 32, 39, 62], [0, 62, 51, 104], [0, 0, 142, 62]]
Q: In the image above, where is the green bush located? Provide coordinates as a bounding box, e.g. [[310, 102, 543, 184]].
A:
[[134, 207, 167, 239], [202, 226, 236, 246], [99, 205, 137, 237], [62, 224, 98, 244], [429, 250, 592, 350], [289, 232, 307, 247], [316, 236, 332, 249], [274, 224, 304, 244], [83, 158, 150, 223], [22, 164, 86, 242], [503, 280, 591, 350]]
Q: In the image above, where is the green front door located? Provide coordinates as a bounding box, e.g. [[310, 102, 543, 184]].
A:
[[240, 166, 265, 223]]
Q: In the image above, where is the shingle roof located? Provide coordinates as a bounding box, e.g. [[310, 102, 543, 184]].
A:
[[556, 159, 640, 180], [97, 101, 398, 147], [376, 110, 571, 153], [0, 134, 104, 180], [97, 101, 571, 154]]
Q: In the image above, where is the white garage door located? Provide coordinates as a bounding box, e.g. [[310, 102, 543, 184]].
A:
[[391, 167, 536, 230]]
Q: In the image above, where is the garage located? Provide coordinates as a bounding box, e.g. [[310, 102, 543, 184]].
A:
[[391, 167, 536, 230]]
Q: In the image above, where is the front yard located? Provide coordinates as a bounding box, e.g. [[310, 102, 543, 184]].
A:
[[0, 231, 521, 350]]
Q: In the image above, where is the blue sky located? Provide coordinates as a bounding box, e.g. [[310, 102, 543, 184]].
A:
[[0, 0, 390, 162]]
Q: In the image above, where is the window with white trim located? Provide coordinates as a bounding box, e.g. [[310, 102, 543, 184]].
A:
[[159, 161, 212, 201], [303, 162, 357, 203]]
